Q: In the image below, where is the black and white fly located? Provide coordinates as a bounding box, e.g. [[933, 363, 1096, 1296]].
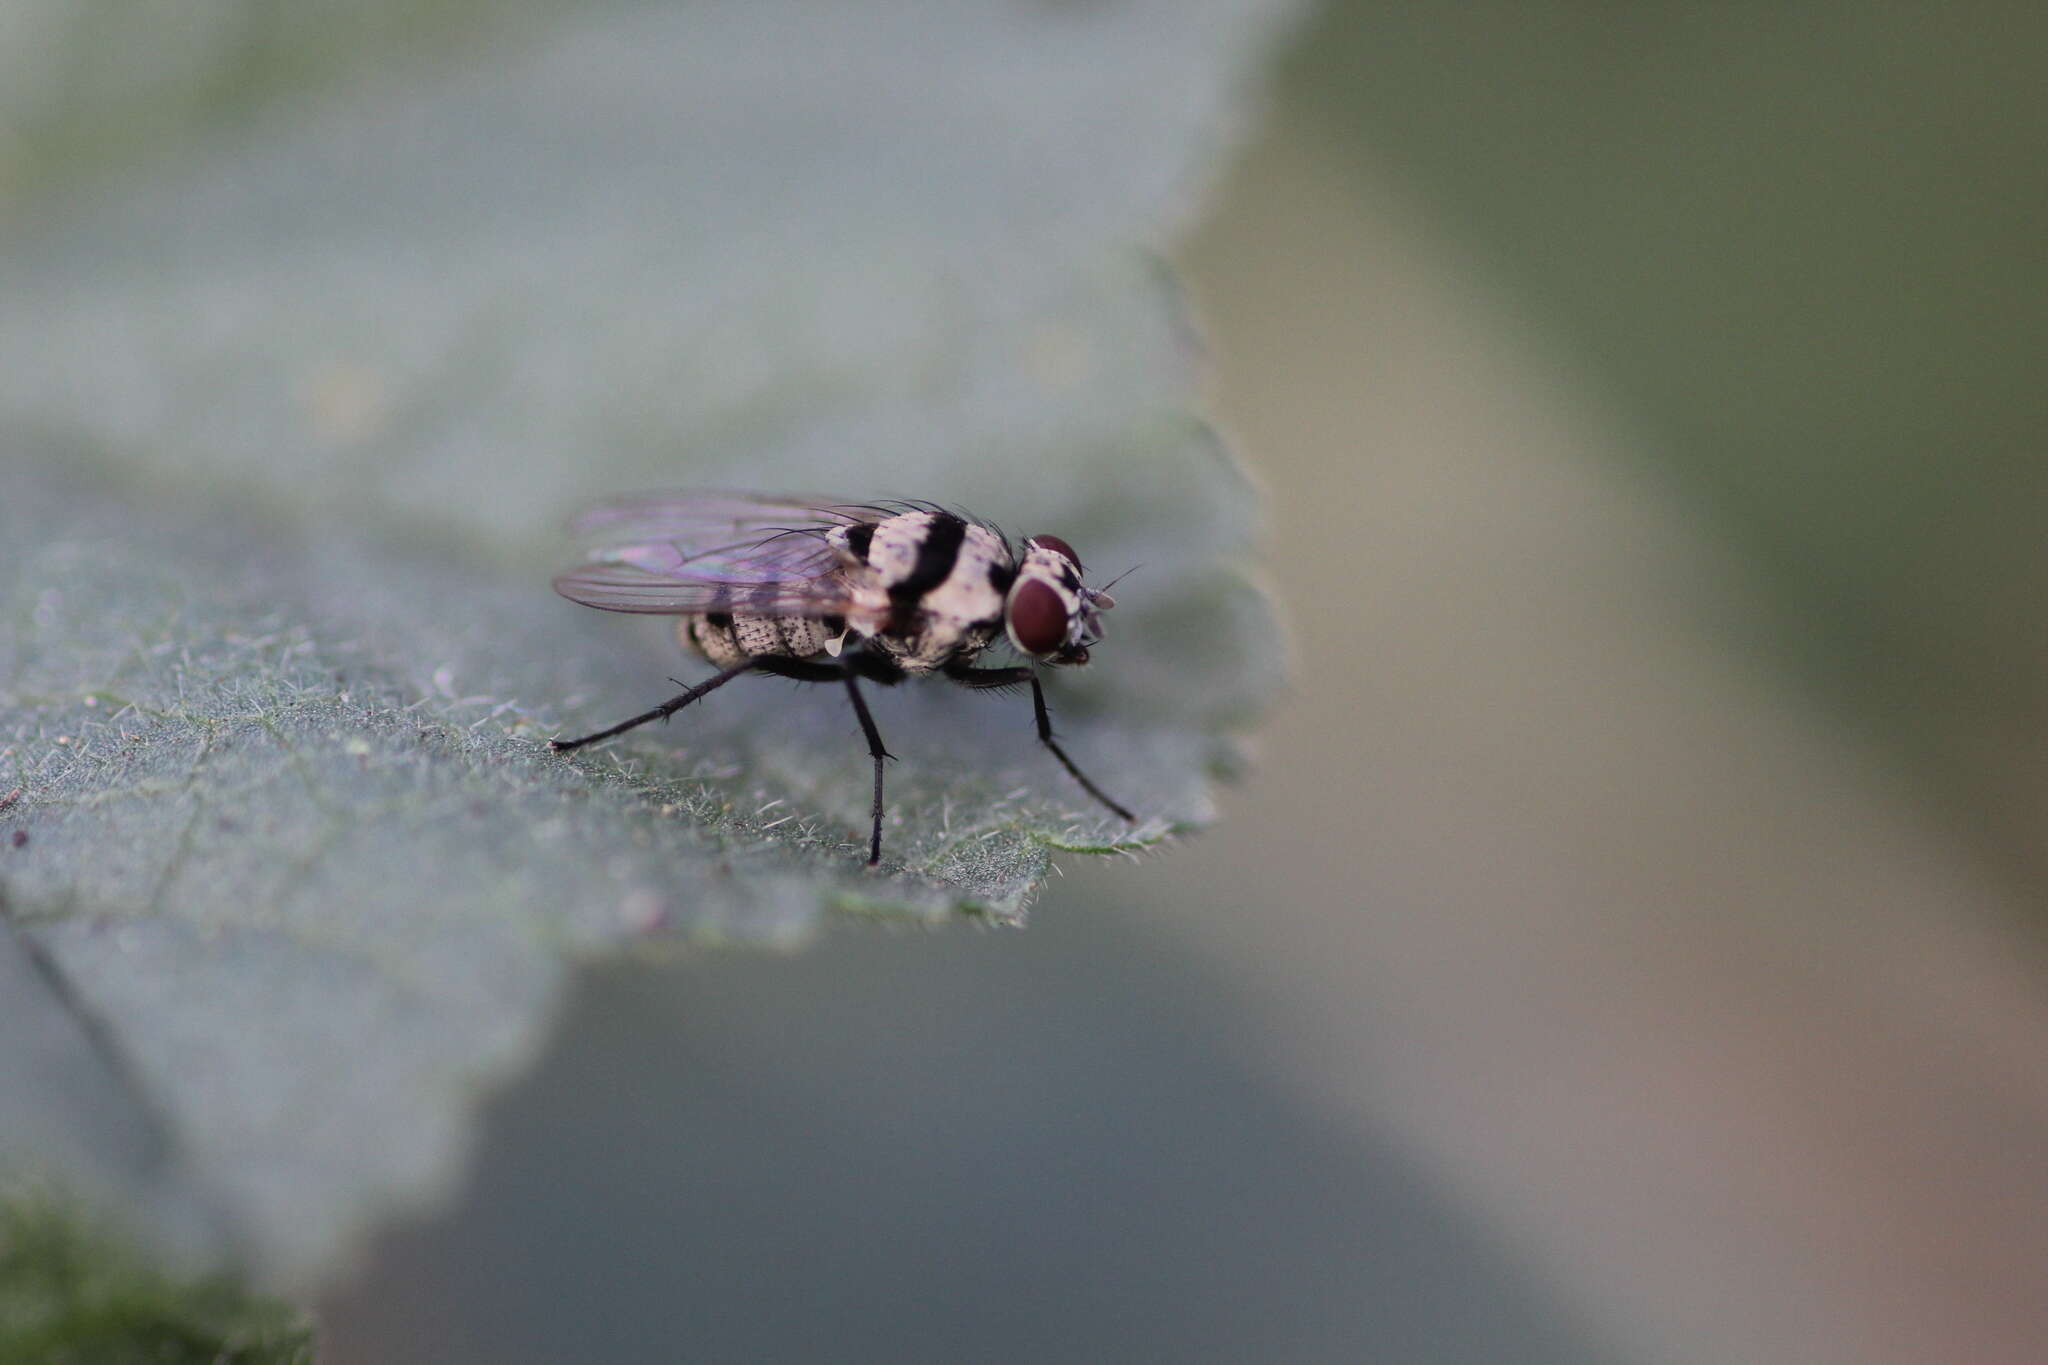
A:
[[549, 493, 1135, 865]]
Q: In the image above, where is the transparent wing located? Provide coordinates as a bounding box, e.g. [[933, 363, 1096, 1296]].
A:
[[565, 492, 871, 547], [553, 492, 865, 617]]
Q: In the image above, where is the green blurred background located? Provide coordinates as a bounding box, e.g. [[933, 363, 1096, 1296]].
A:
[[317, 4, 2048, 1363]]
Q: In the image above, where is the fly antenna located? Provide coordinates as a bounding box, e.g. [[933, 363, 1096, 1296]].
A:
[[1097, 564, 1141, 594]]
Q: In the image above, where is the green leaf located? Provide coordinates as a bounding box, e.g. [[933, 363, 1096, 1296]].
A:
[[0, 1189, 314, 1365], [0, 1, 1291, 1291]]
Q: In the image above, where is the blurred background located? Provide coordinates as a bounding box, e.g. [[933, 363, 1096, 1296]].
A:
[[317, 4, 2048, 1364]]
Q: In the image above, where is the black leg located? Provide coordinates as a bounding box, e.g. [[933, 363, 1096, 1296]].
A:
[[549, 660, 755, 752], [753, 656, 850, 683], [1030, 675, 1135, 822], [947, 665, 1134, 822], [841, 672, 893, 865], [941, 663, 1031, 693]]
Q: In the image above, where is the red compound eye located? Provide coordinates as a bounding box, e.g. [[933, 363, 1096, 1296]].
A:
[[1025, 534, 1082, 571], [1009, 578, 1068, 656]]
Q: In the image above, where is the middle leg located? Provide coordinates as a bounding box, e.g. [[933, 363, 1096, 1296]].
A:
[[840, 672, 893, 865], [755, 654, 901, 864]]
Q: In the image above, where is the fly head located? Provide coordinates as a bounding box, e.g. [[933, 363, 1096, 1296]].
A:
[[1006, 534, 1114, 666]]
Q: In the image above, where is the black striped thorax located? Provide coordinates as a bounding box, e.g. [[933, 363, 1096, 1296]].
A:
[[828, 510, 1013, 673]]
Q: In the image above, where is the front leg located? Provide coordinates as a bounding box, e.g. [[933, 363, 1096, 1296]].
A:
[[943, 663, 1135, 823], [941, 663, 1031, 692]]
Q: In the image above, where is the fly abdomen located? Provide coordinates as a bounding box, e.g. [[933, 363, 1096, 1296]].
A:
[[685, 611, 834, 665]]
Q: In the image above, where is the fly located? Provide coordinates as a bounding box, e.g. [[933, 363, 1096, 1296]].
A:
[[549, 493, 1135, 865]]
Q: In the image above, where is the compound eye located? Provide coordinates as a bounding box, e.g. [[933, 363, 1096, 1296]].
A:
[[1009, 578, 1068, 656], [1025, 534, 1082, 571]]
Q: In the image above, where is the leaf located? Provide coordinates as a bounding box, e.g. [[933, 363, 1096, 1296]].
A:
[[0, 1, 1292, 1291], [0, 1189, 314, 1364]]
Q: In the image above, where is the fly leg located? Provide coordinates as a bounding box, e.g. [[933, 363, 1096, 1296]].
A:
[[1027, 673, 1134, 823], [942, 664, 1135, 823], [840, 672, 894, 865], [751, 654, 899, 865], [549, 660, 756, 752]]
